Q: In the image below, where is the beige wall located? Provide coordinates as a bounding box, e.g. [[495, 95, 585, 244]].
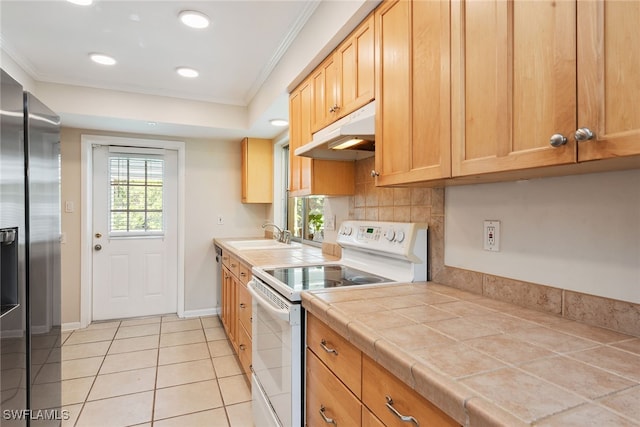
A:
[[60, 128, 270, 325]]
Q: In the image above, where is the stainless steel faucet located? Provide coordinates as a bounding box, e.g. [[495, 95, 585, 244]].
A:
[[262, 222, 291, 244]]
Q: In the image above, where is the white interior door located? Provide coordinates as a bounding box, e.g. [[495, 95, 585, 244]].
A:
[[92, 145, 178, 321]]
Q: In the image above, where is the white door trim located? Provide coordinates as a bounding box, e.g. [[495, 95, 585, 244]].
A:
[[80, 135, 186, 328]]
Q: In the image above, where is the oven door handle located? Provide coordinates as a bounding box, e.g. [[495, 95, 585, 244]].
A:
[[248, 280, 291, 323]]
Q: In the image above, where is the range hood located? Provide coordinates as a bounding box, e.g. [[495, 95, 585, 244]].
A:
[[294, 100, 375, 161]]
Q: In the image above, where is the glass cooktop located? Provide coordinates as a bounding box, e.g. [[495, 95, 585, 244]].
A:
[[263, 264, 392, 292]]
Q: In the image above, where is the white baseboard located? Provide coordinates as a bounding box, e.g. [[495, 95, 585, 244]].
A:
[[181, 308, 218, 318], [62, 322, 82, 331]]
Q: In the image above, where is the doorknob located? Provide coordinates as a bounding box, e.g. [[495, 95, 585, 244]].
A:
[[94, 244, 102, 251]]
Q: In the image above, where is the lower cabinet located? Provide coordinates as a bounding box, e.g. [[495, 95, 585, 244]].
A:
[[220, 250, 252, 382], [305, 313, 459, 427]]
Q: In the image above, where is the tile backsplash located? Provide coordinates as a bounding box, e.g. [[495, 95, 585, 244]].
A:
[[339, 157, 640, 337]]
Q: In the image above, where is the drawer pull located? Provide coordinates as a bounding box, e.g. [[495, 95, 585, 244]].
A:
[[319, 405, 337, 425], [239, 344, 246, 351], [240, 272, 247, 277], [320, 339, 338, 355], [231, 263, 237, 268], [239, 303, 246, 309], [386, 396, 419, 426]]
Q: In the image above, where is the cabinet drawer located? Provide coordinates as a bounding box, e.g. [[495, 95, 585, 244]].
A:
[[237, 324, 252, 378], [237, 282, 252, 338], [221, 250, 232, 269], [238, 262, 251, 285], [306, 349, 361, 427], [362, 355, 459, 427], [227, 255, 240, 277], [307, 313, 362, 397]]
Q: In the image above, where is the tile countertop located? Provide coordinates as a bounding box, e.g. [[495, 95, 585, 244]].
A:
[[213, 237, 339, 267], [301, 283, 640, 427]]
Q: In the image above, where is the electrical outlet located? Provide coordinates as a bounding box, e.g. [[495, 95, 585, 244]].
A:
[[325, 215, 336, 231], [483, 220, 500, 251], [217, 215, 224, 225]]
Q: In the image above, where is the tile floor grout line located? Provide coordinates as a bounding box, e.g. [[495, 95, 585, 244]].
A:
[[150, 320, 161, 426], [204, 315, 233, 427], [70, 320, 122, 427]]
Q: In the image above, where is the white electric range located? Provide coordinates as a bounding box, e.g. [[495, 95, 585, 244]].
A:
[[247, 221, 428, 427]]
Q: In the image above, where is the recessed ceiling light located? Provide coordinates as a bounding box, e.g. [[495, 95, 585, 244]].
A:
[[89, 53, 116, 66], [270, 119, 288, 127], [67, 0, 93, 5], [179, 10, 210, 29], [176, 67, 199, 78]]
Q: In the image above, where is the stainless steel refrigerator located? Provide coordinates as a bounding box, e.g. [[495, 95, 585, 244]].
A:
[[1, 69, 61, 426]]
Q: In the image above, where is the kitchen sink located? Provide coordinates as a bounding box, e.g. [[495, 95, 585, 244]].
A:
[[225, 239, 301, 250]]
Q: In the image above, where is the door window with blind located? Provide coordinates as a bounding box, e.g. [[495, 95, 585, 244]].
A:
[[109, 155, 164, 236]]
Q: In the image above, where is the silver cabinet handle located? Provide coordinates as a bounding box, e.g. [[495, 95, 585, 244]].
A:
[[239, 303, 246, 309], [549, 134, 568, 147], [385, 396, 419, 426], [370, 170, 380, 177], [575, 127, 594, 141], [239, 344, 246, 351], [319, 405, 337, 425], [240, 272, 247, 277], [320, 339, 338, 355]]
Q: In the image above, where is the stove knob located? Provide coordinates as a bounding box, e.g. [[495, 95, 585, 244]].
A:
[[395, 231, 405, 243], [343, 226, 352, 236], [384, 230, 395, 241]]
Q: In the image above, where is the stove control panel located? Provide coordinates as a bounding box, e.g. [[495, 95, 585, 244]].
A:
[[337, 220, 427, 260]]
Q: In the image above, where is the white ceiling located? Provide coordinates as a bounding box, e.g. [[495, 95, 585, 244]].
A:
[[0, 0, 323, 139]]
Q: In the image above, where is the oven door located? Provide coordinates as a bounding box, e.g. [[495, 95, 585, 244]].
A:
[[248, 277, 302, 427]]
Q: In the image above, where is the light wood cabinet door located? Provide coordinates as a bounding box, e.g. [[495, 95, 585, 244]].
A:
[[362, 355, 459, 427], [338, 13, 375, 116], [577, 0, 640, 161], [306, 349, 362, 427], [237, 282, 252, 338], [241, 137, 273, 203], [451, 0, 577, 177], [374, 0, 451, 186], [237, 322, 252, 379], [289, 79, 313, 195], [311, 55, 341, 133], [221, 266, 237, 350]]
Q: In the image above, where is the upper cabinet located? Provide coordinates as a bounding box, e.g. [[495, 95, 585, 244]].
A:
[[241, 137, 273, 203], [577, 0, 640, 162], [311, 14, 375, 134], [289, 78, 355, 197], [374, 0, 451, 186], [450, 0, 577, 177], [337, 14, 375, 119]]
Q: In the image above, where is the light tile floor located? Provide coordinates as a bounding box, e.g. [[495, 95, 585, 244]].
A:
[[61, 314, 253, 427]]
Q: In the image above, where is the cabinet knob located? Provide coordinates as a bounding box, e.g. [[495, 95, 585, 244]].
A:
[[549, 134, 568, 147], [575, 127, 595, 141], [370, 170, 380, 177]]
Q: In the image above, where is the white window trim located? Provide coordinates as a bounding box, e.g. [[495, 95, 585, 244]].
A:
[[80, 135, 186, 328]]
